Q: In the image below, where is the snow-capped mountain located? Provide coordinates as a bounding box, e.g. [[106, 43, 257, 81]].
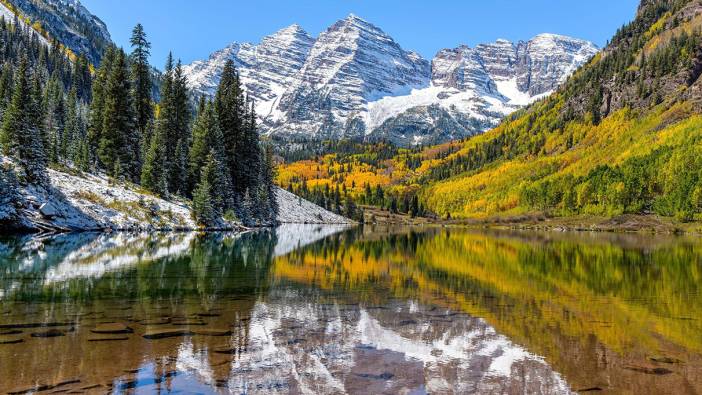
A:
[[0, 0, 111, 64], [183, 15, 598, 146]]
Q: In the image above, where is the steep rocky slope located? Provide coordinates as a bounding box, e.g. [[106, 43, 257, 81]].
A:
[[1, 0, 110, 64], [184, 15, 597, 146]]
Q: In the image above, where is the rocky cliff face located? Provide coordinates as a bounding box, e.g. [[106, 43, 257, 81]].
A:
[[185, 24, 315, 120], [2, 0, 111, 64], [184, 15, 598, 146]]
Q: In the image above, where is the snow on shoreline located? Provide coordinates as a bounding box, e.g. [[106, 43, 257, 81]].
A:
[[275, 187, 355, 225], [4, 163, 353, 232]]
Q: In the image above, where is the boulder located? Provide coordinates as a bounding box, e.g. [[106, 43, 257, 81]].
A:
[[39, 202, 59, 218]]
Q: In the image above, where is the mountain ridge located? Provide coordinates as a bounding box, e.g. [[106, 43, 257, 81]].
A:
[[0, 0, 111, 64], [183, 15, 598, 146]]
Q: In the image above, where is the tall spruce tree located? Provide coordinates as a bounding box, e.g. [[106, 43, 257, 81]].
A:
[[187, 101, 234, 208], [130, 24, 153, 140], [168, 61, 190, 191], [260, 143, 279, 223], [43, 71, 65, 164], [0, 56, 47, 184], [141, 54, 174, 196], [241, 100, 261, 195], [64, 87, 79, 164], [0, 63, 13, 116], [192, 162, 215, 227], [214, 59, 244, 194], [87, 46, 116, 168], [99, 49, 138, 180], [140, 122, 168, 196]]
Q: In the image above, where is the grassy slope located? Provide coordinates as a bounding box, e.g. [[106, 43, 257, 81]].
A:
[[279, 0, 702, 225], [424, 102, 702, 218]]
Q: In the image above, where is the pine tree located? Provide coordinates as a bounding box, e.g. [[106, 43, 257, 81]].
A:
[[64, 87, 80, 164], [192, 153, 222, 227], [0, 63, 13, 116], [43, 71, 65, 164], [241, 100, 261, 197], [129, 23, 153, 138], [168, 61, 190, 191], [0, 55, 47, 184], [172, 138, 188, 196], [214, 59, 244, 194], [192, 174, 214, 228], [99, 48, 138, 180], [188, 101, 216, 193], [140, 54, 176, 196], [260, 143, 279, 223], [140, 121, 168, 196], [87, 46, 116, 167]]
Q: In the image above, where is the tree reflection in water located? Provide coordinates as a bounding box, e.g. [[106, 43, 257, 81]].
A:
[[0, 227, 700, 394]]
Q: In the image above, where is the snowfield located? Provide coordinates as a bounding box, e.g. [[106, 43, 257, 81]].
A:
[[3, 161, 353, 232]]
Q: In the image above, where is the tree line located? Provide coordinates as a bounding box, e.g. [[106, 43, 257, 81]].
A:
[[0, 19, 277, 227]]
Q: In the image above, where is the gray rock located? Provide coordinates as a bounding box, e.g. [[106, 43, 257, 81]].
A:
[[39, 202, 59, 218]]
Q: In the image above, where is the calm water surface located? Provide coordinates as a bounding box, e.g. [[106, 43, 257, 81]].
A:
[[0, 225, 701, 394]]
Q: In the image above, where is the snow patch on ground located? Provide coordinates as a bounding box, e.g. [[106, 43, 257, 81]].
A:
[[4, 156, 352, 231], [275, 188, 355, 225], [363, 84, 514, 133], [494, 77, 550, 106]]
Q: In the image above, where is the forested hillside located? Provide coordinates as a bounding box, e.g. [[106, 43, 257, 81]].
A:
[[0, 16, 279, 229], [279, 0, 702, 223]]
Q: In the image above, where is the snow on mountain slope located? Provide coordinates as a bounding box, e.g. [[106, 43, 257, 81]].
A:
[[183, 24, 315, 120], [270, 14, 431, 140], [3, 0, 111, 64], [0, 2, 50, 47], [183, 15, 598, 146]]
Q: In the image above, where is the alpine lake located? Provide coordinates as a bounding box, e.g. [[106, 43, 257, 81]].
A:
[[0, 224, 701, 394]]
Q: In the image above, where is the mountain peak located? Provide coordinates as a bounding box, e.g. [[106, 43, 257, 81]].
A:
[[530, 33, 596, 47], [275, 23, 309, 37], [334, 13, 383, 33], [345, 13, 364, 22]]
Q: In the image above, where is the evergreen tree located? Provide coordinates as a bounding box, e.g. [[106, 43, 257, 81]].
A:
[[260, 143, 279, 223], [64, 87, 80, 164], [192, 152, 224, 227], [43, 71, 65, 164], [192, 173, 214, 227], [214, 59, 244, 193], [0, 63, 13, 116], [168, 61, 190, 191], [172, 138, 188, 196], [129, 23, 153, 138], [188, 101, 220, 193], [140, 121, 168, 196], [241, 100, 261, 195], [87, 46, 116, 168], [0, 56, 47, 184], [99, 48, 138, 180]]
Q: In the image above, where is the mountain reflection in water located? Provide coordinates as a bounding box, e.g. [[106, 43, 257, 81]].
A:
[[0, 226, 700, 394]]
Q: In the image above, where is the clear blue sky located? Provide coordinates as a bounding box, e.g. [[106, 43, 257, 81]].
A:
[[82, 0, 640, 68]]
